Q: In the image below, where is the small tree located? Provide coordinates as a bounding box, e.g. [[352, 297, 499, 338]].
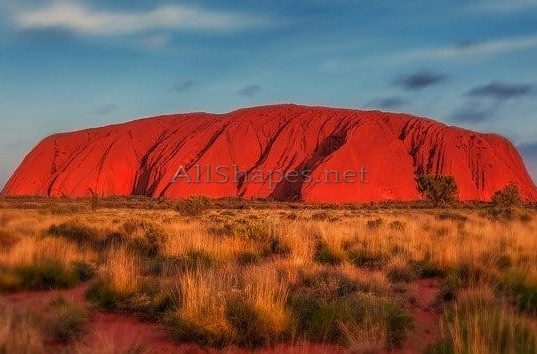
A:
[[492, 183, 522, 207], [417, 175, 458, 205]]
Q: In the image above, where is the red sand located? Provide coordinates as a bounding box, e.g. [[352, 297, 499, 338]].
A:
[[3, 104, 536, 202]]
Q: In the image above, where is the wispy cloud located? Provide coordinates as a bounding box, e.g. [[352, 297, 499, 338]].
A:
[[403, 34, 537, 61], [466, 82, 534, 99], [13, 3, 273, 35], [237, 84, 262, 96], [393, 71, 447, 90], [321, 34, 537, 73], [518, 141, 537, 181], [451, 81, 535, 122], [450, 100, 501, 123], [365, 97, 407, 110], [169, 80, 195, 93]]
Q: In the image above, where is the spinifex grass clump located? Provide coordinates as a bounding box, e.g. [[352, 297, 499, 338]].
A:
[[429, 290, 537, 354], [42, 297, 87, 342], [166, 266, 290, 348], [289, 269, 412, 349], [0, 237, 93, 292]]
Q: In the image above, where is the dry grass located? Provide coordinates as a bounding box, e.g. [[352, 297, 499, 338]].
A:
[[0, 301, 45, 354], [0, 201, 536, 352]]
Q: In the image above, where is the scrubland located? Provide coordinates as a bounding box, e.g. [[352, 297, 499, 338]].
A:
[[0, 197, 536, 353]]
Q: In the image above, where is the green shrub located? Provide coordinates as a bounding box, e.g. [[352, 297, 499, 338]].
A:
[[347, 249, 388, 269], [311, 212, 330, 221], [86, 281, 121, 310], [289, 294, 412, 348], [417, 175, 458, 205], [261, 236, 291, 257], [175, 196, 212, 217], [236, 251, 261, 266], [43, 297, 87, 342], [12, 261, 79, 291], [492, 183, 522, 207], [367, 218, 384, 229], [225, 297, 288, 347], [495, 269, 537, 315], [166, 315, 232, 348], [293, 270, 379, 301], [409, 259, 445, 279], [72, 261, 96, 281], [436, 212, 467, 222], [128, 226, 165, 257], [389, 221, 406, 232], [313, 242, 344, 265], [486, 207, 516, 221], [48, 221, 100, 247], [387, 265, 416, 283]]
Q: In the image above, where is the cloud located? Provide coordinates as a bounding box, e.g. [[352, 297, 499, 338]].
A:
[[450, 100, 501, 122], [237, 84, 262, 96], [169, 80, 195, 93], [403, 34, 537, 62], [451, 81, 534, 123], [323, 33, 537, 73], [13, 3, 272, 36], [519, 141, 537, 156], [92, 104, 117, 115], [366, 97, 407, 109], [466, 82, 534, 99], [518, 141, 537, 182], [393, 71, 447, 90]]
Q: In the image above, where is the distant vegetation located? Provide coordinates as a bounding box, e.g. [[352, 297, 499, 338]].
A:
[[417, 175, 459, 205]]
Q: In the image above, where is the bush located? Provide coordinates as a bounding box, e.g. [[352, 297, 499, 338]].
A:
[[367, 218, 384, 229], [409, 259, 445, 279], [86, 281, 122, 311], [225, 297, 289, 347], [0, 260, 82, 292], [43, 297, 87, 342], [313, 242, 344, 265], [129, 226, 165, 257], [495, 269, 537, 315], [347, 249, 388, 269], [417, 175, 458, 205], [389, 221, 406, 232], [175, 196, 211, 217], [387, 265, 416, 283], [48, 221, 100, 247], [236, 251, 261, 266], [72, 261, 97, 281], [492, 183, 522, 207], [289, 294, 412, 348], [166, 314, 232, 347]]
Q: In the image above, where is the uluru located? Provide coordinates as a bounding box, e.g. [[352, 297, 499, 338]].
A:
[[3, 104, 536, 203]]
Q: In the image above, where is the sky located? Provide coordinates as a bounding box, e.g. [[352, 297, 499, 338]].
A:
[[1, 0, 537, 188]]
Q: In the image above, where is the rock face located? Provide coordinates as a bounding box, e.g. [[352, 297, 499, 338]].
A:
[[3, 104, 537, 202]]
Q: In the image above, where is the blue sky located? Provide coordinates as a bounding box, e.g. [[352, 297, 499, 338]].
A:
[[1, 0, 537, 188]]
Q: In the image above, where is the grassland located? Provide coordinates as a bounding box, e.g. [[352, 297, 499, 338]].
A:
[[0, 197, 536, 353]]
